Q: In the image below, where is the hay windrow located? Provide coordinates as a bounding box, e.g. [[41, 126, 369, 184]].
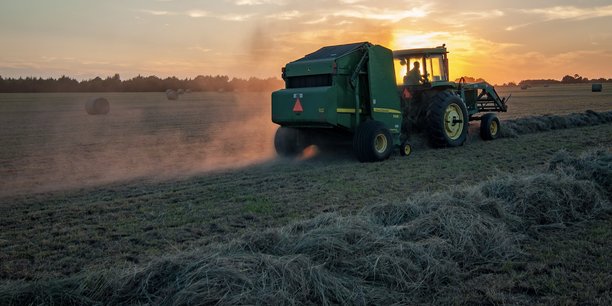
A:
[[499, 110, 612, 138], [1, 150, 610, 305]]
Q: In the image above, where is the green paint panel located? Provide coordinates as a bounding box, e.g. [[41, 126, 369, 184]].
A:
[[285, 60, 334, 77], [271, 87, 336, 127], [367, 45, 402, 139]]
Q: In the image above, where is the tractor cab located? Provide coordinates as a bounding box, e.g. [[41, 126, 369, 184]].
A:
[[393, 45, 450, 87]]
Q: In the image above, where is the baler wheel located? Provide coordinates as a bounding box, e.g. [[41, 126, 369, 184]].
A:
[[274, 126, 305, 157], [480, 113, 500, 140], [426, 90, 468, 148], [353, 121, 393, 162], [400, 142, 412, 157]]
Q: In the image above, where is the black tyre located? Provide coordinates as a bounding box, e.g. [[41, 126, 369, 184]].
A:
[[274, 127, 305, 157], [425, 90, 468, 148], [480, 113, 500, 140], [400, 141, 412, 157], [353, 121, 393, 162]]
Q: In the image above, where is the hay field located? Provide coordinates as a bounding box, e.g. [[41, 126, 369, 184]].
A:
[[0, 84, 610, 196], [0, 92, 277, 196], [0, 84, 611, 304]]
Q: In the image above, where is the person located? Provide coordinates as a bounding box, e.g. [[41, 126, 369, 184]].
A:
[[404, 61, 423, 85]]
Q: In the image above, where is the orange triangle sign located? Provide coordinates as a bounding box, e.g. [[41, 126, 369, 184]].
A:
[[293, 98, 303, 112]]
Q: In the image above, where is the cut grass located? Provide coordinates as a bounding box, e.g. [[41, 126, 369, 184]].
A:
[[0, 149, 609, 305], [1, 122, 611, 281]]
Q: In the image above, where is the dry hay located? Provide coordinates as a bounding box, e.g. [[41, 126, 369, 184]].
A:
[[1, 150, 610, 305], [177, 89, 185, 95], [84, 97, 110, 115], [500, 110, 612, 138], [166, 89, 179, 100], [592, 83, 603, 92]]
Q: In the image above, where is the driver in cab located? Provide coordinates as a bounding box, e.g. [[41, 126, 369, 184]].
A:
[[404, 61, 423, 86]]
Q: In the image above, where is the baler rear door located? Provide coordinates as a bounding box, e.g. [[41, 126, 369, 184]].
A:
[[367, 45, 402, 135]]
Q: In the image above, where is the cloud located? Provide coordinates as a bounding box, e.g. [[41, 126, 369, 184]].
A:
[[188, 46, 212, 53], [334, 5, 429, 22], [187, 10, 210, 18], [141, 9, 176, 16], [460, 10, 504, 19], [218, 13, 255, 21], [303, 16, 328, 25], [266, 10, 300, 20], [521, 5, 612, 21], [233, 0, 286, 5], [507, 5, 612, 31], [140, 8, 252, 21]]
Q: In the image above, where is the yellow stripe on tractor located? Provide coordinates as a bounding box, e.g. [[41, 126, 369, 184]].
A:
[[373, 107, 402, 114], [336, 108, 362, 113]]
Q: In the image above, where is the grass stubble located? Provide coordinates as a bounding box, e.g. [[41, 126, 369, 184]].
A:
[[1, 111, 611, 304]]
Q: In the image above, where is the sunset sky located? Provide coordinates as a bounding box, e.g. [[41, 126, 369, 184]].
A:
[[1, 0, 611, 84]]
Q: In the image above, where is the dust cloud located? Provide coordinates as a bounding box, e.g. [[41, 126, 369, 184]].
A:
[[0, 92, 278, 197]]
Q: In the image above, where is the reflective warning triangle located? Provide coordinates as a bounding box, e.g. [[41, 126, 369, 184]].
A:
[[293, 98, 303, 112]]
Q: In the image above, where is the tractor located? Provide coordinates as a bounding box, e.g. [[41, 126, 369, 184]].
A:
[[271, 42, 508, 162]]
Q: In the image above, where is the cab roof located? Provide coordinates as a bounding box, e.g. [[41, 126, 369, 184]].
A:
[[393, 47, 447, 58], [295, 42, 371, 62]]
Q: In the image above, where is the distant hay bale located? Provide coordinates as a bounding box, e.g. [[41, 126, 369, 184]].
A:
[[85, 97, 110, 115], [177, 89, 185, 95], [185, 89, 192, 93], [166, 90, 179, 100], [592, 83, 603, 92], [520, 84, 529, 90]]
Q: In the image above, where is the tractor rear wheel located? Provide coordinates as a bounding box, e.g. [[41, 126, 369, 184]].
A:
[[274, 126, 306, 157], [353, 121, 393, 162], [426, 90, 468, 148], [480, 113, 500, 140]]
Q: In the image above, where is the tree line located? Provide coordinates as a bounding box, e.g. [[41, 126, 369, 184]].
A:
[[456, 74, 612, 87], [515, 74, 612, 87], [0, 74, 284, 93]]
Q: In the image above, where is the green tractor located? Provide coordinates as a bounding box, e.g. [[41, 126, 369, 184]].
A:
[[271, 42, 508, 162]]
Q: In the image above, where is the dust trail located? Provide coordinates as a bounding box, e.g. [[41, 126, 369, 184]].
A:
[[0, 92, 278, 197]]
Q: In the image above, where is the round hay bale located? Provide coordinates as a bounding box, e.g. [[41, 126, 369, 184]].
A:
[[177, 89, 185, 95], [85, 97, 110, 115], [520, 84, 529, 90], [166, 90, 179, 100], [185, 89, 192, 93], [592, 83, 602, 92]]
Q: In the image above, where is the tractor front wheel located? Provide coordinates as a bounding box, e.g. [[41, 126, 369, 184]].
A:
[[274, 126, 306, 157], [480, 113, 500, 140], [353, 121, 393, 162], [426, 91, 468, 148]]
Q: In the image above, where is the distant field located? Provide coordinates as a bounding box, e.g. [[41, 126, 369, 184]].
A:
[[496, 83, 611, 119], [0, 92, 276, 196], [0, 84, 610, 196]]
